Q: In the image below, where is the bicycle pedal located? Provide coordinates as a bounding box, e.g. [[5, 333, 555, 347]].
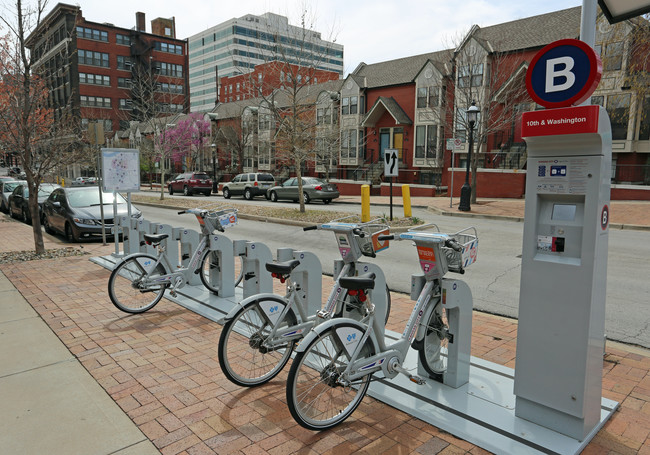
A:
[[169, 290, 177, 297], [409, 375, 426, 385]]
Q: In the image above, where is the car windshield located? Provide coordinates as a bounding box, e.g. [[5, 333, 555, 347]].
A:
[[67, 189, 127, 208], [258, 174, 274, 182], [38, 184, 59, 196]]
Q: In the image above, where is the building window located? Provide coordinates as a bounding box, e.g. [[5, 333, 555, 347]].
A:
[[116, 34, 131, 46], [79, 73, 110, 86], [78, 50, 109, 68], [117, 77, 132, 88], [119, 98, 133, 110], [156, 62, 183, 77], [154, 41, 183, 54], [458, 64, 483, 87], [349, 96, 358, 115], [341, 129, 360, 159], [639, 97, 650, 140], [76, 26, 108, 42], [417, 88, 427, 108], [80, 96, 111, 108], [117, 55, 133, 71], [341, 97, 349, 115], [602, 41, 624, 71], [415, 125, 437, 159], [607, 93, 630, 140]]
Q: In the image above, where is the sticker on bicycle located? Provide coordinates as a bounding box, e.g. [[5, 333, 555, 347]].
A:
[[462, 239, 478, 267], [259, 300, 286, 325], [337, 234, 349, 247], [336, 326, 364, 357], [372, 228, 390, 253], [135, 257, 157, 272], [219, 212, 238, 228], [417, 245, 437, 273], [339, 247, 351, 258]]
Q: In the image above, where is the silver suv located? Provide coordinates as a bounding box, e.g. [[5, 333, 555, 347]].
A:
[[222, 173, 275, 200]]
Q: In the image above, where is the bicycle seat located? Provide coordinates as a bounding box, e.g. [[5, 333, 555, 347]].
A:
[[339, 272, 376, 291], [265, 259, 300, 275], [143, 233, 169, 245]]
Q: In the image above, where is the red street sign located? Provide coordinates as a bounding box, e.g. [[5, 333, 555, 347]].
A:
[[526, 39, 602, 108], [521, 105, 600, 138]]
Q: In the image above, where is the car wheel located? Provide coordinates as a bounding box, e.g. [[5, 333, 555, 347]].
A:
[[65, 223, 78, 242], [183, 186, 191, 196], [204, 191, 211, 197], [9, 204, 18, 219], [323, 199, 331, 205], [270, 191, 278, 202], [244, 188, 252, 200], [223, 187, 231, 199], [168, 185, 174, 195], [303, 192, 311, 204]]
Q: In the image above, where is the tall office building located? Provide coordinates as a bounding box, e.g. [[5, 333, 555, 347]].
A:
[[188, 12, 344, 112]]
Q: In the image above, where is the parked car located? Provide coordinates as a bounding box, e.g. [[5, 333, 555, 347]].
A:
[[42, 186, 142, 242], [222, 173, 275, 200], [267, 177, 340, 204], [8, 183, 60, 225], [0, 180, 25, 213], [168, 172, 213, 196], [8, 167, 22, 177]]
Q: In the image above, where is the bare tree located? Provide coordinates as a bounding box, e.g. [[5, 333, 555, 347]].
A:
[[0, 0, 82, 253]]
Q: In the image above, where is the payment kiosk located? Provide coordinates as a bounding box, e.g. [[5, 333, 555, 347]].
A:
[[515, 105, 611, 439]]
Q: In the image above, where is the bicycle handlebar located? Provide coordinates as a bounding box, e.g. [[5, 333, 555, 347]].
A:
[[445, 239, 463, 252], [303, 225, 318, 231], [177, 210, 186, 215], [377, 234, 394, 241], [352, 228, 365, 238]]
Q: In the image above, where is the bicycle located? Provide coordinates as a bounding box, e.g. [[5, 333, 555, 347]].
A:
[[285, 224, 478, 430], [108, 207, 244, 313], [217, 216, 393, 387]]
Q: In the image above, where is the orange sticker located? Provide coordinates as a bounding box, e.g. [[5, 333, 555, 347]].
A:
[[417, 246, 436, 262]]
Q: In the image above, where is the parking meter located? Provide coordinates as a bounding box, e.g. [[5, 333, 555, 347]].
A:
[[514, 104, 611, 440]]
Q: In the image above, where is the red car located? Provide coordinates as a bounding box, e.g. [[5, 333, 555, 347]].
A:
[[168, 172, 213, 196]]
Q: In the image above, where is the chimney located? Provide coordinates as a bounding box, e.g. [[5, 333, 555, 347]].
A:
[[136, 12, 146, 32]]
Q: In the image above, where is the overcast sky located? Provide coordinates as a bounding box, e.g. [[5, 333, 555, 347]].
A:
[[72, 0, 583, 75]]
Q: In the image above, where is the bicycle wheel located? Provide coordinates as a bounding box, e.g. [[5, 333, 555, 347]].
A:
[[199, 250, 244, 293], [286, 324, 374, 430], [108, 255, 167, 313], [218, 297, 297, 387], [417, 300, 449, 379], [341, 284, 392, 325]]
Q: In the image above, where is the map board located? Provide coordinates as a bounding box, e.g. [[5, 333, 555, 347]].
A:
[[101, 148, 140, 192]]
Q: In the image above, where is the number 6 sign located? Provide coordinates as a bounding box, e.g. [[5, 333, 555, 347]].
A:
[[384, 148, 399, 177]]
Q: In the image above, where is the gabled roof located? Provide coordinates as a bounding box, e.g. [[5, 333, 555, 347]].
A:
[[352, 49, 451, 89], [361, 97, 412, 127], [475, 7, 581, 53]]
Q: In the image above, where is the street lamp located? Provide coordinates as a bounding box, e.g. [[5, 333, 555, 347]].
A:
[[458, 101, 479, 212]]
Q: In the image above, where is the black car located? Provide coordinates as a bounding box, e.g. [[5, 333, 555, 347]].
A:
[[42, 186, 142, 242], [8, 183, 60, 224]]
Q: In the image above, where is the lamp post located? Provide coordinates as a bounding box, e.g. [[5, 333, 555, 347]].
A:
[[458, 101, 479, 212]]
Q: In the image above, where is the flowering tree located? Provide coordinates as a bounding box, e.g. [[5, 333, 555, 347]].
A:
[[1, 1, 80, 253], [156, 112, 211, 199]]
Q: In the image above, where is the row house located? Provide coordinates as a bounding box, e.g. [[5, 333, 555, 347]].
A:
[[26, 2, 189, 180]]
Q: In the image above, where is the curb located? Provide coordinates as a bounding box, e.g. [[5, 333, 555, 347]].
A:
[[426, 205, 525, 222]]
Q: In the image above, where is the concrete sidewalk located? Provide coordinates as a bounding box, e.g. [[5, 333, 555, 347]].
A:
[[1, 209, 650, 454]]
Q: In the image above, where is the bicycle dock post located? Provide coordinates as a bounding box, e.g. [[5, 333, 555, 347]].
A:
[[136, 219, 153, 255], [180, 228, 201, 286], [277, 248, 322, 315], [154, 223, 178, 269], [416, 277, 473, 388], [234, 240, 273, 299], [170, 227, 183, 268], [208, 233, 235, 297]]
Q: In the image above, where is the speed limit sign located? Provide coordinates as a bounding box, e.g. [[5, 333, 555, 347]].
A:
[[384, 149, 399, 177]]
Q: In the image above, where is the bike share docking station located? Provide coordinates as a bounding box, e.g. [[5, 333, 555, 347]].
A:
[[366, 39, 618, 455], [92, 212, 286, 323]]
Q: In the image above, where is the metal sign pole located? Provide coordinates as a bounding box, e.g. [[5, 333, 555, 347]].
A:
[[450, 150, 455, 208], [97, 148, 107, 245], [389, 177, 393, 221]]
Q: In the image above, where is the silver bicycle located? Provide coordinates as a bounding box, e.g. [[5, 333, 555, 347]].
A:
[[108, 207, 244, 313], [285, 224, 478, 430], [217, 216, 392, 387]]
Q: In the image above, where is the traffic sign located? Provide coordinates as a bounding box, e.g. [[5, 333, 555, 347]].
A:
[[446, 138, 463, 151], [384, 148, 399, 177], [526, 39, 602, 108]]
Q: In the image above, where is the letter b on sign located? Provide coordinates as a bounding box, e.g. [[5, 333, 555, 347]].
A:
[[526, 39, 602, 108]]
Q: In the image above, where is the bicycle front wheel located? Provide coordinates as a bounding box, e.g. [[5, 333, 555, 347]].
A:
[[218, 297, 297, 386], [286, 324, 374, 430], [199, 251, 244, 294], [108, 255, 167, 313], [417, 300, 449, 379]]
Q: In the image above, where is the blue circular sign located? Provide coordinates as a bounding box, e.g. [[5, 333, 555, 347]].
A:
[[526, 39, 602, 108]]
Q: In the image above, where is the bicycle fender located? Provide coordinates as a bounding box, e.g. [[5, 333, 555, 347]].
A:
[[219, 293, 285, 323], [296, 318, 373, 353], [413, 303, 437, 344]]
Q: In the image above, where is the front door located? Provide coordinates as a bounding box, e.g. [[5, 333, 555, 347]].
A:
[[379, 133, 390, 161]]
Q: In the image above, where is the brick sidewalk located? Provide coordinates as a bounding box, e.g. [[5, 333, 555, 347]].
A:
[[2, 214, 650, 454]]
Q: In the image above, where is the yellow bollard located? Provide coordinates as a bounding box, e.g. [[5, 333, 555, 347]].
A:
[[61, 178, 65, 187], [402, 184, 412, 218], [361, 184, 370, 222]]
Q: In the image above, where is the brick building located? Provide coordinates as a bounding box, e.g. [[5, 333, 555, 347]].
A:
[[26, 3, 189, 153]]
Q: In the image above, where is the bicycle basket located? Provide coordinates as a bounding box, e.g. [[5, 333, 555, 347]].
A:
[[444, 227, 478, 271], [205, 208, 238, 232], [356, 218, 390, 258]]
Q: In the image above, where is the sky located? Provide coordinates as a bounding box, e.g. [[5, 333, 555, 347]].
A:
[[72, 0, 584, 76]]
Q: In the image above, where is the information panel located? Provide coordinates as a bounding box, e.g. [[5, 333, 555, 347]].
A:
[[101, 148, 141, 192]]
